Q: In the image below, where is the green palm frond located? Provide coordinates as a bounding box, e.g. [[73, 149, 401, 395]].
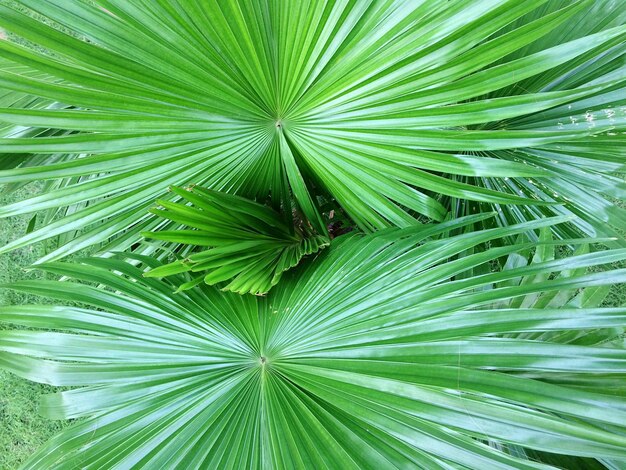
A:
[[448, 0, 626, 241], [142, 186, 329, 295], [0, 1, 624, 261], [2, 216, 626, 468], [485, 233, 626, 468]]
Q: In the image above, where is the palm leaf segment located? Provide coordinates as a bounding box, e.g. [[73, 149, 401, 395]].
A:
[[0, 1, 625, 262], [2, 216, 626, 468], [142, 186, 329, 295]]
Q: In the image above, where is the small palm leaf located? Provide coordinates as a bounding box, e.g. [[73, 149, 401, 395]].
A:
[[0, 1, 624, 260], [2, 216, 626, 468], [142, 186, 329, 295]]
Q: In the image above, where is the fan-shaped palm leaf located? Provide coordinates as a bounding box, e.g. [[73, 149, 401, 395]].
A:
[[2, 216, 626, 468], [0, 0, 624, 261]]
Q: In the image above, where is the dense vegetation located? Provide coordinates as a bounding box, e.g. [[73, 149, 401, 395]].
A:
[[0, 1, 625, 468]]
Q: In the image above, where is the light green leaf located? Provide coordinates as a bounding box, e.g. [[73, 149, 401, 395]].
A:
[[0, 0, 624, 259], [2, 219, 626, 468]]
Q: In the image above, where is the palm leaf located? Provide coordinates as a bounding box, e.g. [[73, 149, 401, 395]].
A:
[[2, 216, 626, 468], [0, 1, 624, 261], [142, 186, 329, 295]]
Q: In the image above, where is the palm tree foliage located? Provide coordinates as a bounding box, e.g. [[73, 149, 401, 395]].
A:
[[0, 0, 624, 262], [142, 186, 329, 295], [1, 216, 626, 468], [1, 1, 626, 468]]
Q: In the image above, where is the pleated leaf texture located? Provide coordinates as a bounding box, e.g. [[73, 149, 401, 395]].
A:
[[2, 216, 626, 469], [142, 186, 329, 295], [0, 0, 625, 263]]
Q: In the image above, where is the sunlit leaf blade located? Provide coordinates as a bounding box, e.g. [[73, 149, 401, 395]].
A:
[[448, 0, 626, 242], [2, 217, 626, 468], [142, 186, 329, 295], [0, 0, 624, 259]]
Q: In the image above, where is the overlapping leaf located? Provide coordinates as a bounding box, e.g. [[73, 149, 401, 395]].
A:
[[0, 0, 624, 261], [2, 216, 626, 468], [142, 186, 329, 295]]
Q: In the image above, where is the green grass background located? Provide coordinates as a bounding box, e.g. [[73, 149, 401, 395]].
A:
[[0, 23, 82, 470], [0, 186, 75, 470]]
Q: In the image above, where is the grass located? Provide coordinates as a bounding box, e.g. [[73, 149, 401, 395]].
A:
[[0, 184, 73, 470], [0, 374, 68, 469]]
